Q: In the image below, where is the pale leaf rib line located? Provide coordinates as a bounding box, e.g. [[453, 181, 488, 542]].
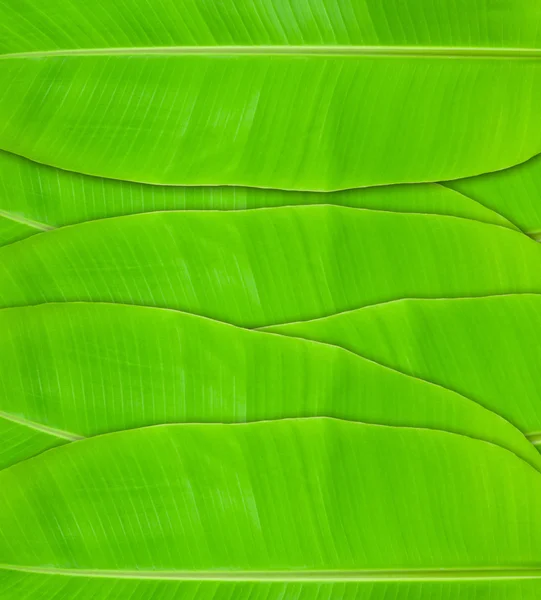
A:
[[0, 411, 83, 441], [1, 565, 540, 582], [527, 433, 541, 445], [2, 45, 541, 60], [0, 210, 52, 232]]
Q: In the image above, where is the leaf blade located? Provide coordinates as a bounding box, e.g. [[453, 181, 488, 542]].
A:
[[2, 54, 540, 189], [0, 151, 516, 232], [1, 420, 540, 577], [2, 0, 541, 54], [1, 207, 540, 327], [264, 294, 541, 442], [1, 302, 538, 471], [447, 153, 541, 238]]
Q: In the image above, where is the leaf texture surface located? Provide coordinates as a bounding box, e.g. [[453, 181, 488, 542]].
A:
[[1, 1, 541, 189], [0, 302, 538, 471], [3, 572, 541, 600], [4, 0, 541, 53], [1, 207, 540, 327], [265, 295, 541, 443], [0, 151, 515, 237], [1, 420, 540, 594], [447, 154, 541, 239]]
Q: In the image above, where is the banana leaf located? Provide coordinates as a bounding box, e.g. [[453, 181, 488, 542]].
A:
[[265, 294, 541, 446], [1, 1, 541, 189], [447, 154, 541, 240], [1, 419, 540, 597], [0, 302, 538, 471], [0, 150, 516, 247], [1, 207, 540, 328]]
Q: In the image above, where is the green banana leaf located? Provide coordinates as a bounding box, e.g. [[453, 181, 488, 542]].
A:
[[1, 302, 538, 471], [0, 150, 516, 248], [3, 573, 541, 600], [1, 207, 540, 328], [5, 0, 541, 53], [447, 153, 541, 240], [1, 419, 541, 598], [0, 212, 47, 247], [1, 1, 541, 189], [265, 294, 541, 445], [2, 3, 541, 597]]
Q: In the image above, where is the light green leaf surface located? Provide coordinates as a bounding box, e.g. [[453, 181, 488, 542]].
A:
[[3, 3, 540, 597], [0, 151, 515, 235], [2, 302, 538, 472], [4, 0, 541, 53], [1, 1, 541, 189], [265, 295, 541, 444], [0, 418, 68, 474], [0, 213, 43, 246], [1, 419, 541, 599], [3, 573, 541, 600], [447, 153, 541, 239], [2, 54, 540, 191], [1, 207, 540, 327]]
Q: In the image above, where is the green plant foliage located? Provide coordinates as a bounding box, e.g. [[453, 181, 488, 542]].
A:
[[4, 0, 541, 53], [1, 302, 538, 472], [0, 212, 45, 247], [1, 1, 541, 597], [2, 2, 541, 189], [1, 419, 541, 595], [3, 54, 541, 190], [265, 294, 541, 445], [3, 574, 541, 600], [0, 150, 515, 247], [447, 154, 541, 239], [1, 207, 540, 327]]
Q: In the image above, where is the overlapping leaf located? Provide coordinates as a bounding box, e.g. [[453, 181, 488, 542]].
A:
[[1, 1, 541, 189], [447, 154, 541, 239], [1, 302, 538, 471], [1, 419, 541, 595], [0, 151, 516, 247], [266, 294, 541, 447], [2, 1, 541, 597], [1, 207, 540, 327]]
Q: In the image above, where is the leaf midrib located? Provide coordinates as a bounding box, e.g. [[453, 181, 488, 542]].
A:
[[2, 564, 541, 582], [0, 410, 81, 441], [2, 46, 541, 60], [0, 210, 51, 232]]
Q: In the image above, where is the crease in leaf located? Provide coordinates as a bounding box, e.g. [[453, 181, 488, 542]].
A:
[[1, 206, 541, 328], [0, 215, 43, 247], [264, 294, 541, 444], [446, 151, 541, 238], [1, 419, 540, 585], [0, 150, 516, 236], [6, 46, 541, 59], [0, 418, 67, 472], [0, 302, 538, 473]]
